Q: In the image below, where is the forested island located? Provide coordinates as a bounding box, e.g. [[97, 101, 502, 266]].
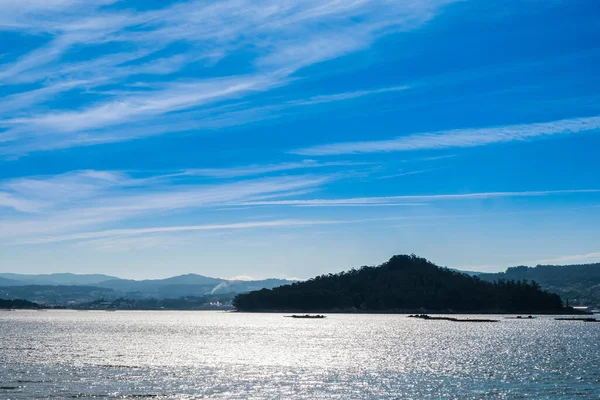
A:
[[233, 254, 570, 313]]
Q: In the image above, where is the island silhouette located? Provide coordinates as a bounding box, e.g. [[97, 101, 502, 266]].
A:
[[234, 254, 571, 314]]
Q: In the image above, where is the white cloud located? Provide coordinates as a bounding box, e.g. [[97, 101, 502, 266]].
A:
[[235, 189, 600, 207], [183, 160, 368, 179], [0, 0, 457, 155], [0, 0, 117, 32], [0, 80, 91, 115], [9, 74, 281, 133], [22, 219, 351, 245], [286, 86, 411, 106], [0, 168, 336, 244], [0, 84, 414, 155], [12, 215, 438, 246], [0, 170, 140, 212], [293, 115, 600, 155], [376, 168, 436, 180], [0, 192, 44, 213]]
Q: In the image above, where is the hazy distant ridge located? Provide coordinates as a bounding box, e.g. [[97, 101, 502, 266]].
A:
[[0, 273, 120, 286], [476, 263, 600, 306], [0, 272, 295, 304]]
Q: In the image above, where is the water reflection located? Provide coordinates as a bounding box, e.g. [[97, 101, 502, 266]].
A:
[[1, 311, 599, 399]]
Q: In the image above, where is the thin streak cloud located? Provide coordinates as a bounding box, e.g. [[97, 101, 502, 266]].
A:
[[21, 219, 351, 245], [183, 161, 369, 179], [293, 115, 600, 155], [0, 170, 337, 243], [236, 189, 600, 207], [13, 215, 439, 246]]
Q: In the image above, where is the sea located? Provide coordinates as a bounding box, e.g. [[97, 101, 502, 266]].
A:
[[0, 311, 598, 399]]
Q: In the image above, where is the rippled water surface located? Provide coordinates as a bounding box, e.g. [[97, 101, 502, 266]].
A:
[[1, 311, 599, 399]]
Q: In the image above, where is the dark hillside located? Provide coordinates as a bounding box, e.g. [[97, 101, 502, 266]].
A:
[[0, 299, 43, 309], [234, 255, 566, 313], [478, 263, 600, 307]]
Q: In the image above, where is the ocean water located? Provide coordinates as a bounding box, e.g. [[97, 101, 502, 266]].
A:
[[0, 311, 598, 399]]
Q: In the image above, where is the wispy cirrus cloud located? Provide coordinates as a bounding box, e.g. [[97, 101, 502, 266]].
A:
[[17, 215, 442, 246], [0, 161, 356, 212], [23, 219, 354, 245], [0, 167, 339, 244], [0, 169, 145, 212], [6, 74, 281, 133], [376, 168, 438, 180], [235, 189, 600, 207], [293, 115, 600, 155], [182, 160, 369, 179], [1, 84, 412, 154], [0, 0, 455, 156], [0, 0, 117, 32], [0, 192, 43, 213]]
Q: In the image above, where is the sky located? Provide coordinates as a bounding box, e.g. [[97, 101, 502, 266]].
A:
[[1, 0, 599, 280]]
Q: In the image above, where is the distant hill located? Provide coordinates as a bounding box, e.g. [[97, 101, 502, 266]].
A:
[[477, 263, 600, 307], [0, 285, 115, 304], [0, 272, 295, 305], [0, 273, 119, 286], [94, 273, 224, 292], [155, 273, 224, 286], [0, 277, 22, 286], [234, 255, 567, 313], [92, 274, 226, 298]]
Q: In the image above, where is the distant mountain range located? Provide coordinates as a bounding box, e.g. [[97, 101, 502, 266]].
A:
[[0, 276, 22, 286], [2, 261, 599, 308], [0, 273, 119, 286], [0, 272, 295, 305]]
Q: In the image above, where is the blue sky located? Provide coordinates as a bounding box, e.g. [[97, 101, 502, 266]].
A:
[[1, 0, 599, 279]]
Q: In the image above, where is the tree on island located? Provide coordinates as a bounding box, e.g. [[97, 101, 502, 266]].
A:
[[233, 254, 566, 313]]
